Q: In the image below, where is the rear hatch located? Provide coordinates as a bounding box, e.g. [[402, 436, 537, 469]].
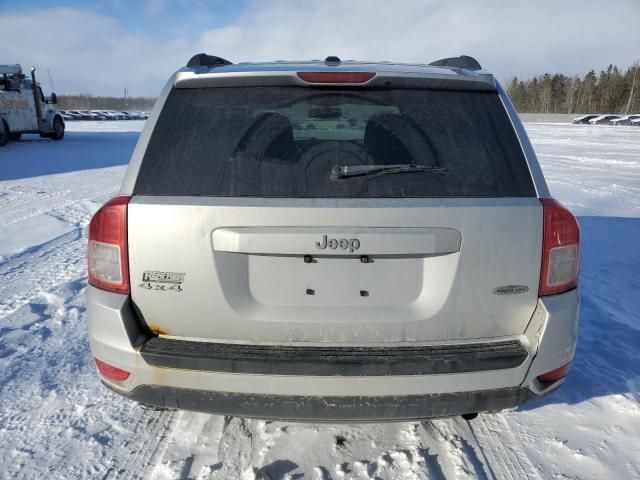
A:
[[127, 80, 541, 344]]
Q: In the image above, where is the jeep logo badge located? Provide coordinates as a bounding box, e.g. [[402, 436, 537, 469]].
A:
[[316, 234, 360, 253]]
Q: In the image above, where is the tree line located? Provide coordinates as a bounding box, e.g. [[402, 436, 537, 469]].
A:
[[507, 62, 640, 114], [57, 63, 640, 115], [56, 94, 156, 111]]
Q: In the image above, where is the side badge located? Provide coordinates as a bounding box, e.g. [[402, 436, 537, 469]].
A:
[[493, 285, 529, 295], [139, 271, 186, 292]]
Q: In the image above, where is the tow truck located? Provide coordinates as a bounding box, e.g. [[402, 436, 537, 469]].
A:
[[0, 64, 64, 146]]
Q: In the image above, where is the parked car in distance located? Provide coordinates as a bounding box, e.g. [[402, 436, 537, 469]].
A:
[[65, 110, 84, 119], [572, 114, 600, 124], [631, 118, 640, 126], [56, 110, 149, 120], [589, 114, 621, 125], [82, 110, 103, 120], [60, 110, 75, 121], [610, 114, 640, 125], [87, 54, 580, 422], [91, 110, 112, 120], [72, 110, 92, 120]]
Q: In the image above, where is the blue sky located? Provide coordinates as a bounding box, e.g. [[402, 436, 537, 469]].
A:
[[1, 0, 639, 96], [0, 0, 248, 39]]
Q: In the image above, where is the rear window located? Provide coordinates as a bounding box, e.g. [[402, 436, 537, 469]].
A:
[[134, 87, 535, 197]]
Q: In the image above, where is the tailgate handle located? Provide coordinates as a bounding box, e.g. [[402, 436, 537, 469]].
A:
[[212, 227, 461, 256]]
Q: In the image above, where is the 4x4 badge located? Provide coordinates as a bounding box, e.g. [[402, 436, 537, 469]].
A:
[[493, 285, 529, 295], [139, 271, 185, 292]]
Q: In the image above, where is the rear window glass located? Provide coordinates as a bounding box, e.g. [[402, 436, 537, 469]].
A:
[[134, 87, 535, 197]]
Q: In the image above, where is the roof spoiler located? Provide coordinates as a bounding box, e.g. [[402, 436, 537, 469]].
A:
[[186, 53, 233, 68], [429, 55, 482, 71]]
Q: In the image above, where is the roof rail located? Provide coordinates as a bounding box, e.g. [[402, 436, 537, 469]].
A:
[[186, 53, 233, 68], [429, 55, 482, 71]]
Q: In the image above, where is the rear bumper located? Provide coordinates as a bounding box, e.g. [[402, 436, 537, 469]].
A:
[[106, 382, 549, 422], [87, 286, 578, 421]]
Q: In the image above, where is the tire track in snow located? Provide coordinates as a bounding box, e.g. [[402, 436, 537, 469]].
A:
[[102, 409, 175, 480], [0, 280, 141, 479], [147, 412, 541, 479], [0, 177, 110, 318], [0, 229, 87, 318], [455, 414, 542, 480], [143, 412, 229, 479], [0, 184, 71, 226]]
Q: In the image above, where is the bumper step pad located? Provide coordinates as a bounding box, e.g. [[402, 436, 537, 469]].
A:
[[140, 337, 528, 376]]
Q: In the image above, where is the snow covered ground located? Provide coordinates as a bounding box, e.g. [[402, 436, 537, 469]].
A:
[[0, 122, 638, 479]]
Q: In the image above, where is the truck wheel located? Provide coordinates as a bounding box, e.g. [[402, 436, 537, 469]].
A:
[[51, 116, 65, 140], [0, 121, 9, 147]]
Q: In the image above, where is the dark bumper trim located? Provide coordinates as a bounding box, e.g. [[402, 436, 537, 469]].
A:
[[140, 338, 528, 376], [107, 383, 541, 422]]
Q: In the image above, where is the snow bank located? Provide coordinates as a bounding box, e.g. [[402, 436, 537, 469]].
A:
[[0, 213, 73, 260]]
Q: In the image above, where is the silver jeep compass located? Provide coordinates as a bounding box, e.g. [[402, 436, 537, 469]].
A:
[[87, 54, 580, 421]]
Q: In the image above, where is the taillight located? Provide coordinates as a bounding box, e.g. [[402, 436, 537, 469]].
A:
[[539, 199, 580, 296], [94, 358, 130, 381], [537, 363, 570, 383], [297, 72, 376, 84], [88, 196, 131, 294]]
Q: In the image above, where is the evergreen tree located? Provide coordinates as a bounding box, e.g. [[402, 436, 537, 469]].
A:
[[506, 62, 640, 113]]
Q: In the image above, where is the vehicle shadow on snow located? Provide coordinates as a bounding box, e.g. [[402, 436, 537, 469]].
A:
[[520, 215, 640, 410], [0, 131, 138, 181]]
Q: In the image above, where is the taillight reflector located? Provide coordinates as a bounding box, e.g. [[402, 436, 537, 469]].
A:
[[297, 72, 376, 84], [94, 358, 130, 381], [539, 199, 580, 296], [537, 363, 570, 383], [88, 196, 131, 294]]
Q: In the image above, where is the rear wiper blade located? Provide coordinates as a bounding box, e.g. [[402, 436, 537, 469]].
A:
[[331, 164, 448, 179]]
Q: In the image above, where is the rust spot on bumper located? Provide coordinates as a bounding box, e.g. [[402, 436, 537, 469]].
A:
[[146, 323, 169, 336]]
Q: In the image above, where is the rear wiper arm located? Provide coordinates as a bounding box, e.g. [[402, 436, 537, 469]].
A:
[[331, 164, 448, 179]]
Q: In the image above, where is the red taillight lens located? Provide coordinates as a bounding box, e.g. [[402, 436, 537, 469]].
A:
[[297, 72, 376, 84], [88, 196, 131, 294], [537, 363, 570, 383], [539, 199, 580, 296], [94, 358, 130, 381]]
